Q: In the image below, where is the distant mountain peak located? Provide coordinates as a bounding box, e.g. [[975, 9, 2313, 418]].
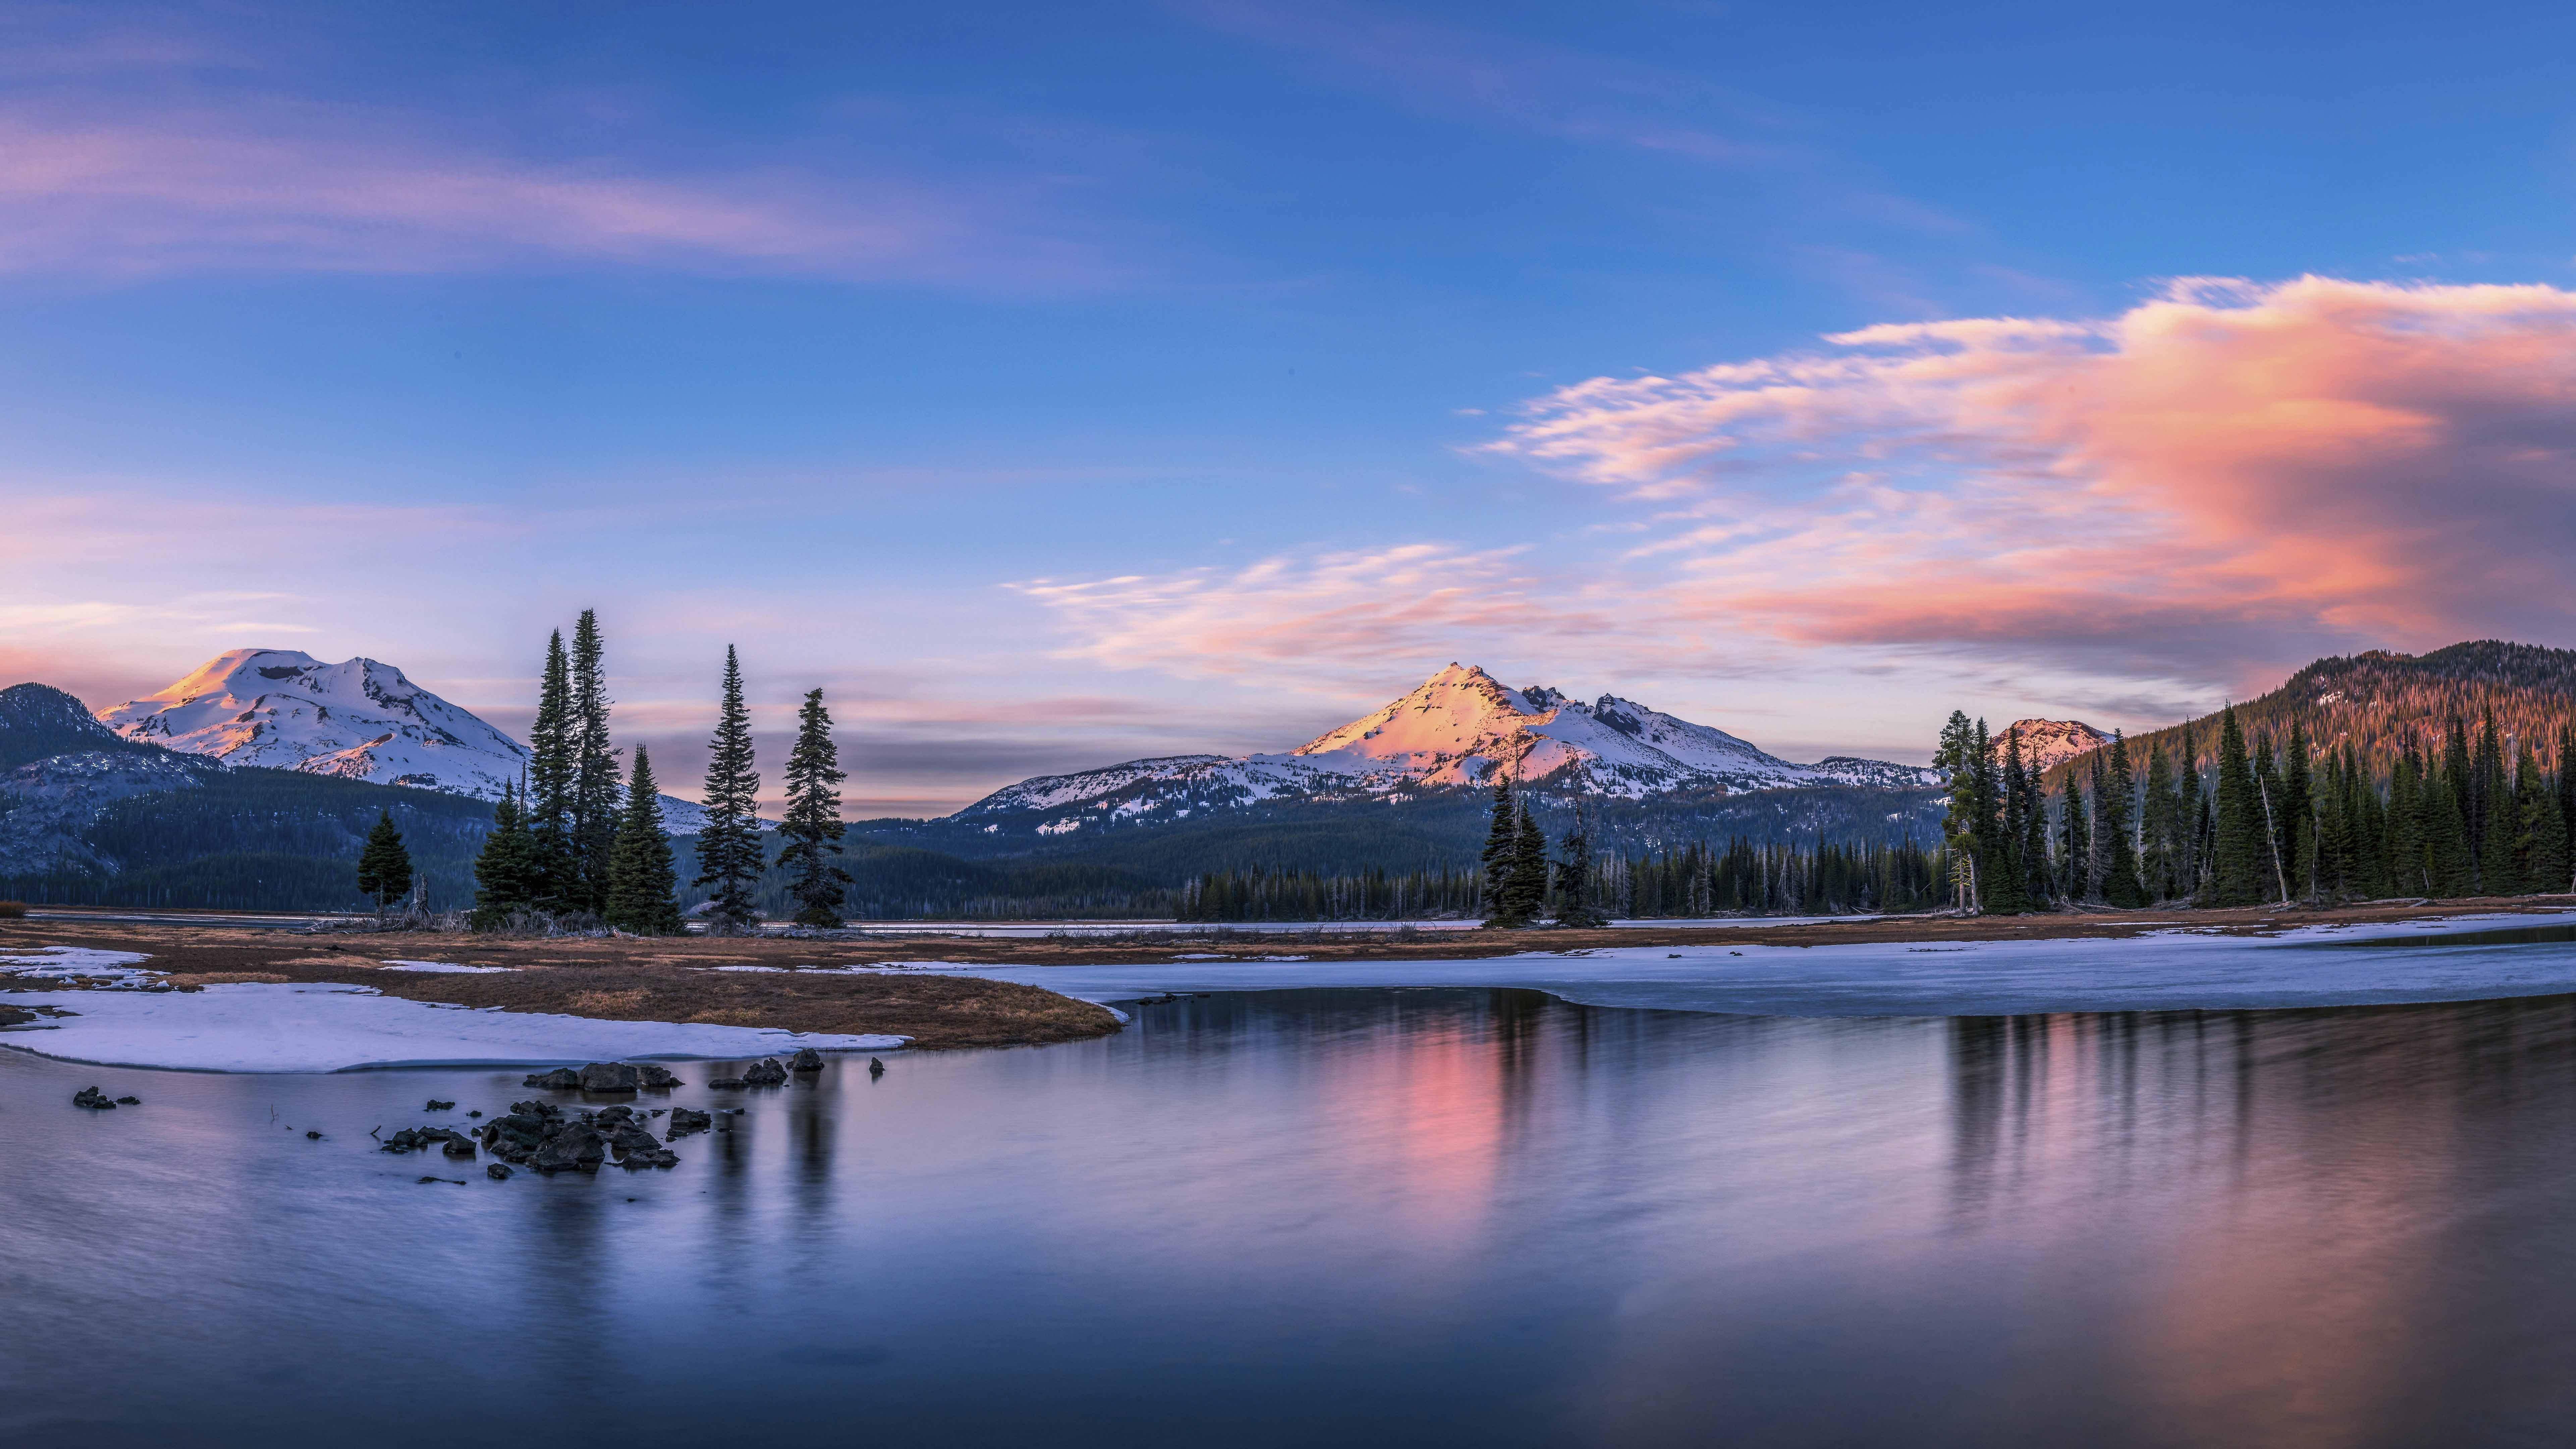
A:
[[100, 649, 533, 800], [955, 665, 1939, 831]]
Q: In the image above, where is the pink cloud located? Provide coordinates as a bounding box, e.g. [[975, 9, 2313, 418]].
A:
[[1491, 276, 2576, 681], [0, 107, 1119, 285]]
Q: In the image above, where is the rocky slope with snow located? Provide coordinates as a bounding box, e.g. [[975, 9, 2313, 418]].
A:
[[1993, 718, 2112, 773], [953, 664, 1939, 839]]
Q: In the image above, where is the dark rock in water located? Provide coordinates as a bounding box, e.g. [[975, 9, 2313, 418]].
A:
[[706, 1076, 747, 1089], [416, 1176, 465, 1185], [636, 1064, 682, 1089], [530, 1123, 606, 1175], [618, 1146, 679, 1170], [868, 1057, 885, 1077], [115, 1095, 140, 1105], [666, 1107, 713, 1136], [594, 1104, 637, 1126], [788, 1047, 825, 1073], [425, 1098, 455, 1111], [441, 1136, 477, 1159], [522, 1067, 582, 1089], [467, 1110, 483, 1118], [509, 1098, 562, 1120], [741, 1058, 790, 1086], [487, 1162, 513, 1180], [71, 1086, 116, 1110], [306, 1130, 323, 1140], [579, 1061, 641, 1092]]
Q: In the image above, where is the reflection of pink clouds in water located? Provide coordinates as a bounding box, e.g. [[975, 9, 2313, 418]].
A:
[[1295, 1002, 1514, 1243]]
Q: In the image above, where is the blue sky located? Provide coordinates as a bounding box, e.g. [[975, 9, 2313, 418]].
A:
[[8, 1, 2576, 812]]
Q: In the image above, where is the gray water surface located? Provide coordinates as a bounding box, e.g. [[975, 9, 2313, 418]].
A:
[[10, 987, 2576, 1447]]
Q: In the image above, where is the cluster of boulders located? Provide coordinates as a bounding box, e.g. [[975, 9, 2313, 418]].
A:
[[520, 1062, 684, 1091], [70, 1085, 140, 1109], [707, 1049, 828, 1088], [379, 1124, 477, 1158], [475, 1098, 683, 1173]]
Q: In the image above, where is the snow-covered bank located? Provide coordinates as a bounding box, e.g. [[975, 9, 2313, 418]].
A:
[[0, 981, 907, 1073], [956, 912, 2576, 1018]]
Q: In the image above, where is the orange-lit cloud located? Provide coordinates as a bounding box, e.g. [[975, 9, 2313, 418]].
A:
[[1031, 277, 2576, 702]]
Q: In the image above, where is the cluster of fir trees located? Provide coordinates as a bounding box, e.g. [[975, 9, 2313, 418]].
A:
[[1476, 774, 1607, 928], [469, 619, 857, 934], [1936, 705, 2576, 913]]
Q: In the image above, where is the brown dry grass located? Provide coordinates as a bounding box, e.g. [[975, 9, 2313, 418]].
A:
[[0, 922, 1124, 1049]]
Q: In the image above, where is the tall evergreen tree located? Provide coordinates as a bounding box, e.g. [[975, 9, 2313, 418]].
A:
[[2558, 721, 2576, 888], [2251, 732, 2289, 904], [777, 688, 853, 928], [694, 645, 765, 931], [2315, 749, 2352, 898], [1479, 772, 1523, 926], [2175, 723, 2203, 897], [527, 629, 577, 909], [2141, 743, 2176, 901], [471, 782, 546, 931], [2388, 744, 2428, 895], [2057, 775, 2088, 902], [2425, 772, 2475, 898], [2281, 718, 2314, 900], [2515, 740, 2565, 898], [1507, 793, 1551, 922], [2101, 731, 2145, 907], [2472, 711, 2506, 886], [356, 810, 415, 918], [1553, 802, 1608, 928], [2209, 706, 2266, 906], [2480, 717, 2520, 894], [604, 747, 684, 935], [567, 609, 620, 915]]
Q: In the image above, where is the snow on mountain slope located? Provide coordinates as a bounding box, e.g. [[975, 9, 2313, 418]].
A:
[[101, 650, 531, 798], [1995, 718, 2112, 773], [956, 664, 1939, 831], [98, 649, 751, 831]]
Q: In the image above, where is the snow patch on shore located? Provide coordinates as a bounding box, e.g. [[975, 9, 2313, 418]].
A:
[[0, 946, 158, 986], [380, 960, 516, 974], [0, 981, 908, 1073]]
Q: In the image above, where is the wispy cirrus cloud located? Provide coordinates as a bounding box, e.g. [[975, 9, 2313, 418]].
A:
[[0, 105, 1122, 285], [1026, 277, 2576, 713]]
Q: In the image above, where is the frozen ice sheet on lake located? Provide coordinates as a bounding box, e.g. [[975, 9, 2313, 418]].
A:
[[0, 982, 907, 1073], [955, 911, 2576, 1018]]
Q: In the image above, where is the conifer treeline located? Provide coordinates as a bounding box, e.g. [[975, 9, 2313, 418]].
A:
[[1945, 705, 2576, 912], [1173, 837, 1946, 922]]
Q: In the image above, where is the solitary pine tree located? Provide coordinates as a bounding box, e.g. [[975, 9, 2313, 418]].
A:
[[2425, 771, 2475, 899], [1987, 728, 2030, 912], [2100, 731, 2145, 907], [471, 783, 547, 931], [777, 687, 853, 928], [694, 645, 765, 931], [1479, 773, 1523, 926], [2209, 706, 2266, 906], [2251, 732, 2289, 904], [568, 609, 620, 915], [356, 810, 415, 918], [1507, 794, 1551, 923], [528, 629, 577, 910], [2388, 744, 2428, 895], [604, 747, 684, 935]]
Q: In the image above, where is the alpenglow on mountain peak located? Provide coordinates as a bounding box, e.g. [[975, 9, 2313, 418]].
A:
[[953, 663, 1940, 835]]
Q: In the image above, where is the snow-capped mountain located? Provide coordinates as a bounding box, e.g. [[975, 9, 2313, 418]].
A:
[[955, 663, 1939, 835], [1994, 718, 2112, 773], [98, 649, 748, 832], [101, 649, 534, 798]]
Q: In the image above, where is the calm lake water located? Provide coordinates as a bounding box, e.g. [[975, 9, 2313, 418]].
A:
[[12, 986, 2576, 1447]]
